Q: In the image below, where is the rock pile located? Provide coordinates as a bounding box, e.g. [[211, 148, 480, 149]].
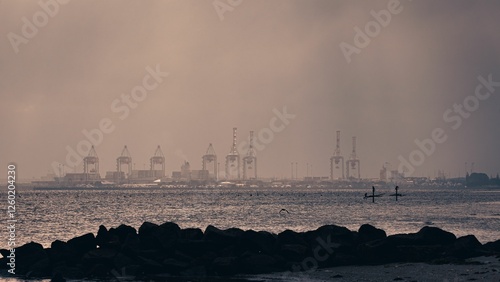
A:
[[1, 223, 499, 281]]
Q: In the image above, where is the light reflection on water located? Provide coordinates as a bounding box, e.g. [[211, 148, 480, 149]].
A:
[[1, 186, 499, 249]]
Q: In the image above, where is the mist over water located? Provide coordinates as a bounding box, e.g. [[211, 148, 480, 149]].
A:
[[3, 185, 499, 249], [1, 1, 500, 179]]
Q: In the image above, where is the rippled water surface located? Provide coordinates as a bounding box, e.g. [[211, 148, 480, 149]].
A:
[[1, 186, 499, 249]]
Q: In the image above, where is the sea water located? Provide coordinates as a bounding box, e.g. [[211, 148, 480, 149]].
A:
[[1, 185, 499, 251]]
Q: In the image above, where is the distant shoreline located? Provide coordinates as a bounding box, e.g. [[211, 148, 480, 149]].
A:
[[29, 184, 500, 191]]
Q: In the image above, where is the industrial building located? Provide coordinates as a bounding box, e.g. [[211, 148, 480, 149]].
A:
[[202, 143, 218, 180], [225, 127, 240, 180], [62, 146, 102, 183], [31, 127, 393, 188], [329, 131, 361, 181], [105, 145, 165, 183], [171, 161, 210, 181]]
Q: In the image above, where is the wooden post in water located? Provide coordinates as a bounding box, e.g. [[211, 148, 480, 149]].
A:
[[395, 186, 399, 201], [372, 186, 375, 203]]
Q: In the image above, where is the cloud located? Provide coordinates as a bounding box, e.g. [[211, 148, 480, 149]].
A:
[[1, 0, 499, 179]]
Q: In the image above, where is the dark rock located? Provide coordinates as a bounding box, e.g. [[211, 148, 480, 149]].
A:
[[315, 225, 353, 239], [180, 228, 204, 240], [138, 222, 159, 237], [113, 252, 136, 269], [121, 232, 142, 254], [16, 241, 44, 256], [51, 265, 85, 280], [87, 263, 110, 278], [237, 230, 277, 255], [386, 229, 458, 262], [50, 240, 67, 252], [67, 233, 96, 256], [279, 244, 309, 262], [387, 233, 419, 246], [241, 253, 281, 274], [0, 257, 8, 269], [109, 224, 137, 244], [314, 231, 358, 258], [304, 225, 355, 253], [27, 257, 51, 277], [416, 226, 456, 245], [137, 256, 164, 274], [138, 222, 180, 251], [387, 227, 456, 247], [277, 230, 307, 247], [95, 225, 110, 247], [191, 250, 218, 267], [218, 244, 237, 257], [180, 265, 207, 277], [162, 258, 189, 274], [397, 245, 445, 262], [449, 235, 484, 258], [13, 242, 47, 275], [133, 249, 166, 263], [156, 222, 181, 249], [159, 222, 181, 237], [483, 239, 500, 253], [358, 224, 387, 242], [226, 227, 245, 237], [47, 241, 78, 265], [211, 256, 238, 275], [13, 222, 493, 280], [81, 248, 117, 267], [175, 240, 219, 258], [138, 233, 163, 251], [173, 250, 195, 262], [204, 225, 241, 245], [112, 265, 144, 280], [51, 272, 66, 282], [0, 249, 10, 258], [358, 239, 400, 264], [326, 253, 359, 266]]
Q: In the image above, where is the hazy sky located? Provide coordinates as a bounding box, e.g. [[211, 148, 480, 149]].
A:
[[1, 0, 499, 180]]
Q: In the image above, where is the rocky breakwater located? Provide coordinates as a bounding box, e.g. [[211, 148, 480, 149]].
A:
[[1, 222, 499, 281]]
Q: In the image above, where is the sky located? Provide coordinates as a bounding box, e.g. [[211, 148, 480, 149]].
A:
[[1, 0, 499, 180]]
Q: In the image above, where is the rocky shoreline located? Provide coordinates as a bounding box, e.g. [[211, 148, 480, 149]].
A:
[[1, 222, 499, 281]]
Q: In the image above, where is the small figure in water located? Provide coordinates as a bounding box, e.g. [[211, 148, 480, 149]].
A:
[[389, 186, 403, 200]]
